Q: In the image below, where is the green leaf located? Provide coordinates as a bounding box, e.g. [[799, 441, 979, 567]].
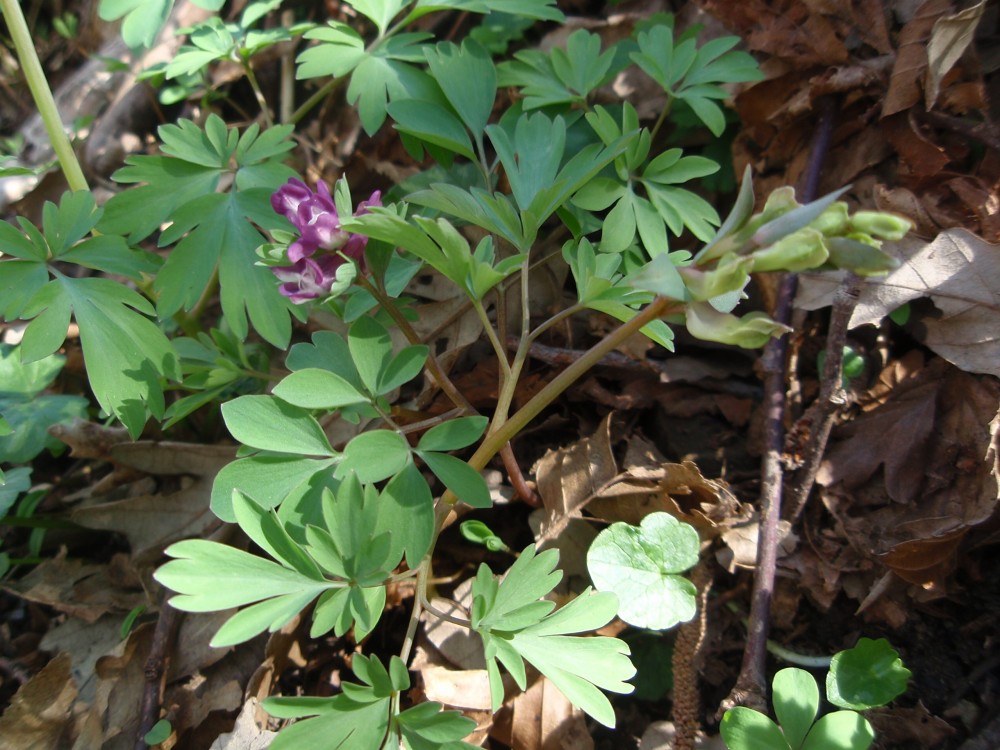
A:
[[720, 707, 791, 750], [388, 99, 477, 161], [587, 512, 700, 630], [416, 416, 488, 452], [418, 451, 491, 508], [826, 638, 911, 711], [232, 490, 325, 579], [222, 396, 336, 456], [287, 330, 364, 389], [273, 369, 370, 410], [212, 456, 338, 521], [337, 431, 411, 483], [424, 39, 496, 137], [346, 46, 438, 135], [379, 463, 435, 566], [101, 118, 296, 347], [0, 467, 31, 520], [773, 668, 819, 750], [350, 0, 407, 34], [348, 316, 394, 394], [372, 345, 425, 396], [297, 22, 366, 78], [397, 701, 477, 749], [265, 690, 391, 749], [21, 277, 178, 438], [471, 546, 635, 727], [155, 539, 331, 613], [143, 719, 172, 745], [99, 0, 174, 49], [800, 712, 874, 750], [487, 112, 566, 213]]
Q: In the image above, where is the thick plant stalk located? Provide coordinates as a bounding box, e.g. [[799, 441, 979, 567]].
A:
[[0, 0, 88, 192]]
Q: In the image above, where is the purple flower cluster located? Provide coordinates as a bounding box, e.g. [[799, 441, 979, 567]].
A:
[[269, 179, 381, 303]]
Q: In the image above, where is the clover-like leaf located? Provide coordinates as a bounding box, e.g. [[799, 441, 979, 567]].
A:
[[587, 512, 700, 630], [827, 638, 911, 711], [773, 668, 820, 749]]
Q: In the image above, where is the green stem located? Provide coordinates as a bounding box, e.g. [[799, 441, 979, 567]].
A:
[[445, 296, 676, 503], [649, 94, 675, 143], [241, 54, 274, 128], [0, 0, 87, 191], [355, 274, 476, 414]]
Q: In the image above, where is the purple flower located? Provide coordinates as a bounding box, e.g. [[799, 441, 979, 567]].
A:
[[269, 179, 382, 303], [272, 256, 342, 304]]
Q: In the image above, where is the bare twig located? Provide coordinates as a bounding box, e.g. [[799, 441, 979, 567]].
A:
[[785, 272, 862, 521], [135, 603, 180, 750], [722, 96, 838, 714]]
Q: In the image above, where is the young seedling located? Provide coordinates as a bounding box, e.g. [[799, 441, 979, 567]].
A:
[[720, 639, 911, 750]]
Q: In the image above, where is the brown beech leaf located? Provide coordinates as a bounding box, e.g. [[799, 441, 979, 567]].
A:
[[797, 229, 1000, 377], [925, 0, 987, 108], [882, 0, 951, 117], [0, 652, 77, 750]]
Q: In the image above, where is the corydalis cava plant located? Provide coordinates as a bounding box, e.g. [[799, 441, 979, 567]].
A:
[[263, 178, 381, 303]]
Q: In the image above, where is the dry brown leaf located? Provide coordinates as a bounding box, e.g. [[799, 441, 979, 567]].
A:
[[207, 699, 277, 750], [924, 0, 986, 108], [639, 721, 728, 750], [534, 414, 616, 524], [882, 0, 952, 117], [2, 550, 146, 623], [419, 665, 493, 711], [71, 443, 234, 564], [39, 615, 126, 704], [817, 361, 939, 504], [0, 653, 77, 750], [508, 676, 593, 750], [816, 359, 999, 610], [797, 229, 1000, 376]]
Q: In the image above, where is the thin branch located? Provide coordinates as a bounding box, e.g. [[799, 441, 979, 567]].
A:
[[723, 96, 837, 714], [785, 272, 862, 521], [135, 603, 180, 750]]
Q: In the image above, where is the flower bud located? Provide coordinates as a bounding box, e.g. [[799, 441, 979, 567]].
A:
[[751, 228, 829, 272], [686, 302, 791, 349], [849, 211, 912, 241]]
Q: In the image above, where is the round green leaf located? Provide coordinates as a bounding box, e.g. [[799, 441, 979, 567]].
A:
[[720, 707, 791, 750], [221, 395, 335, 456], [416, 415, 488, 452], [143, 718, 172, 745], [586, 512, 700, 630], [826, 638, 911, 710], [773, 668, 819, 749], [337, 430, 411, 483], [800, 711, 874, 750], [273, 368, 369, 410]]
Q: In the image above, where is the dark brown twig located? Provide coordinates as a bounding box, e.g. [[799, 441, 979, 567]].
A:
[[786, 272, 862, 521], [722, 97, 838, 714], [135, 603, 180, 750]]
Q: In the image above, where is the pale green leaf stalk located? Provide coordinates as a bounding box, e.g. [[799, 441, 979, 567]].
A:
[[0, 0, 88, 191]]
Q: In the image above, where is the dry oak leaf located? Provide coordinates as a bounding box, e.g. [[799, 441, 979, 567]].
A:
[[0, 653, 77, 750], [797, 229, 1000, 377]]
